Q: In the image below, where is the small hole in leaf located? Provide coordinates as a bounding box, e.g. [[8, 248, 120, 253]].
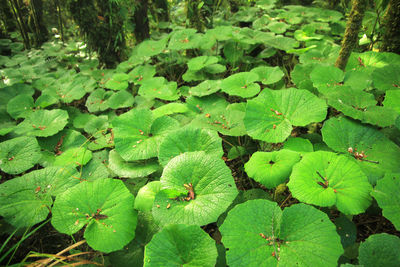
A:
[[269, 160, 275, 165], [226, 248, 230, 251]]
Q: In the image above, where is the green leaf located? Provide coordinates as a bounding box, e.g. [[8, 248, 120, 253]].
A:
[[108, 90, 134, 109], [6, 94, 34, 119], [105, 73, 130, 91], [53, 147, 93, 167], [144, 224, 218, 267], [113, 109, 179, 161], [358, 234, 400, 267], [188, 80, 221, 97], [138, 77, 180, 101], [335, 216, 357, 248], [134, 182, 162, 212], [372, 65, 400, 91], [187, 56, 219, 71], [372, 173, 400, 231], [0, 167, 79, 227], [152, 103, 189, 119], [168, 29, 202, 50], [158, 126, 223, 167], [310, 65, 344, 92], [152, 152, 238, 226], [288, 151, 372, 215], [245, 88, 327, 143], [283, 137, 314, 154], [133, 38, 168, 57], [0, 136, 41, 174], [250, 66, 284, 85], [383, 90, 400, 114], [128, 64, 156, 85], [323, 86, 398, 127], [108, 150, 160, 179], [15, 109, 69, 137], [86, 89, 113, 113], [51, 178, 137, 253], [267, 21, 290, 34], [220, 199, 343, 267], [220, 72, 260, 98], [245, 150, 301, 189], [321, 116, 400, 184]]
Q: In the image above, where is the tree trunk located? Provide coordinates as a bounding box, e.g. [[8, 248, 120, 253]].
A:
[[133, 0, 150, 43], [9, 0, 30, 49], [381, 0, 400, 54], [187, 0, 204, 32], [153, 0, 169, 22], [68, 0, 126, 67], [54, 0, 64, 42], [29, 0, 48, 46], [0, 0, 17, 33], [335, 0, 367, 71]]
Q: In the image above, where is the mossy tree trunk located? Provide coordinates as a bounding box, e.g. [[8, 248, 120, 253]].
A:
[[133, 0, 150, 43], [68, 0, 126, 67], [381, 0, 400, 54], [153, 0, 169, 22], [0, 0, 17, 33], [335, 0, 367, 71], [187, 0, 204, 32]]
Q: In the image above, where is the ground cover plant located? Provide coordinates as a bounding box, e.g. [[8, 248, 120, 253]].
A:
[[1, 0, 400, 266]]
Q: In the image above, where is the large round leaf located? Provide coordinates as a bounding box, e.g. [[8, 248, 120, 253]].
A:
[[372, 173, 400, 231], [0, 167, 79, 227], [244, 150, 301, 188], [323, 86, 398, 127], [310, 65, 344, 93], [220, 199, 343, 267], [112, 109, 179, 161], [0, 136, 41, 174], [53, 147, 93, 167], [86, 89, 113, 113], [358, 233, 400, 267], [187, 56, 219, 71], [152, 152, 238, 226], [220, 72, 260, 98], [250, 66, 284, 85], [138, 77, 179, 101], [15, 109, 69, 137], [51, 178, 137, 253], [245, 88, 327, 143], [321, 116, 400, 184], [188, 80, 221, 97], [288, 151, 372, 214], [108, 149, 160, 178], [158, 126, 223, 166], [105, 73, 129, 91], [6, 94, 34, 119], [144, 224, 218, 267]]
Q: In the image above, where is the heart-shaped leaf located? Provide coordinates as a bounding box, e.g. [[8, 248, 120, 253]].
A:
[[220, 199, 343, 267], [245, 150, 301, 189], [220, 72, 260, 98], [15, 109, 69, 137], [51, 178, 137, 253], [108, 149, 160, 179], [0, 136, 41, 174], [158, 126, 223, 167], [287, 151, 372, 215], [358, 233, 400, 267], [144, 224, 218, 267], [152, 152, 238, 226], [113, 109, 179, 161], [245, 88, 327, 143], [0, 167, 79, 227], [321, 116, 400, 184]]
